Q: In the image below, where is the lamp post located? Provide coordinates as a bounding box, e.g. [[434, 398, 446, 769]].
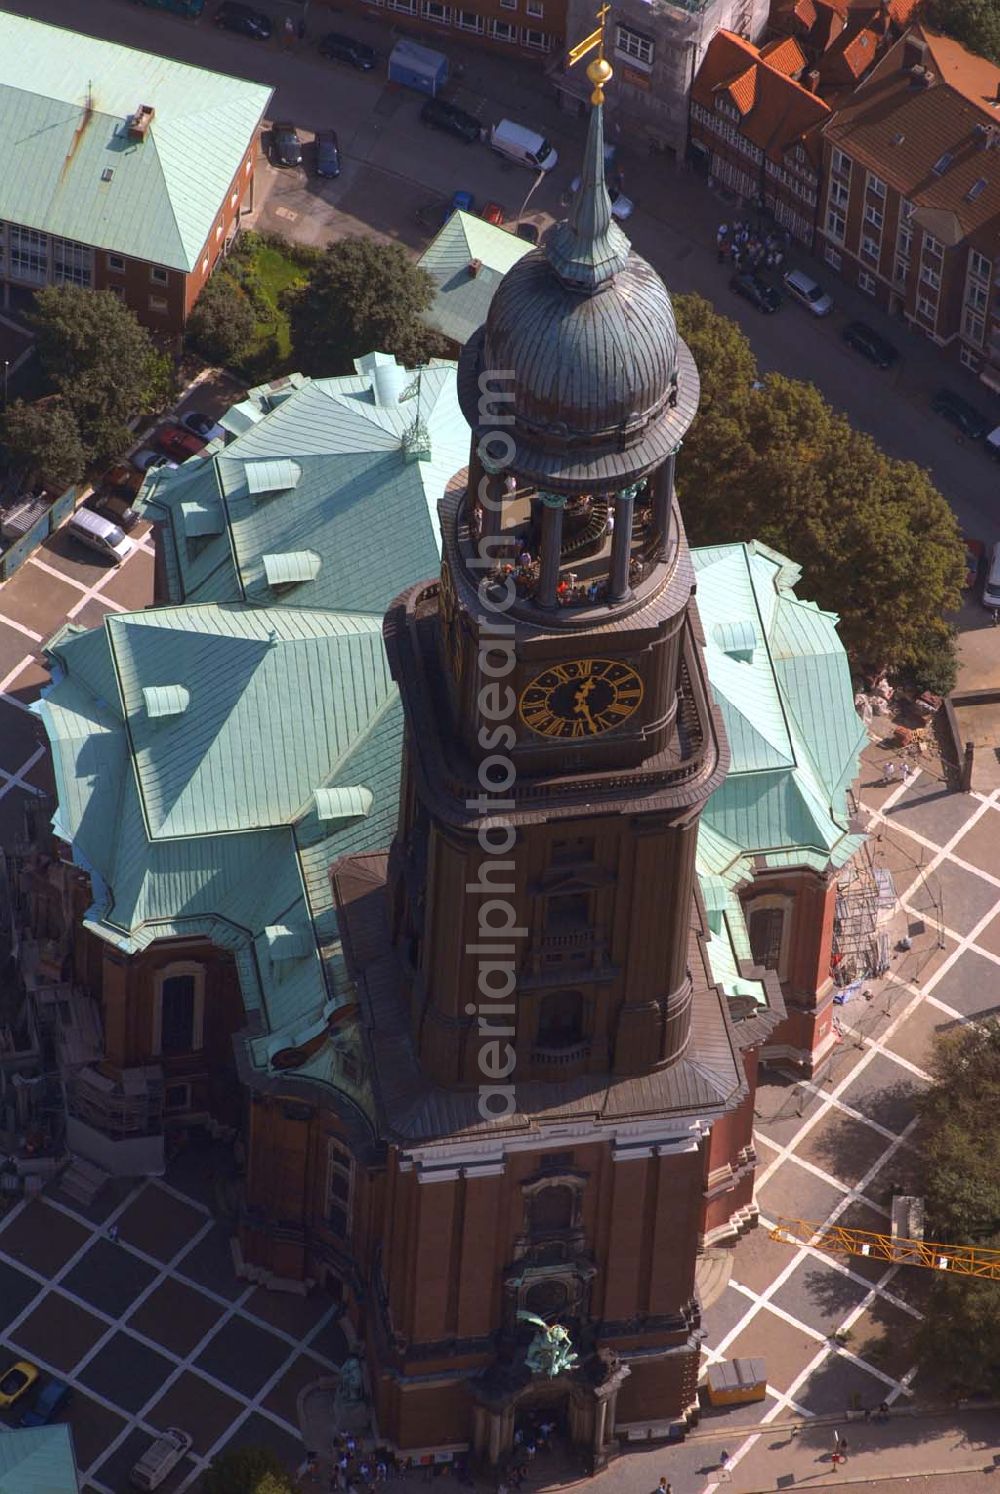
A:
[[3, 360, 8, 410]]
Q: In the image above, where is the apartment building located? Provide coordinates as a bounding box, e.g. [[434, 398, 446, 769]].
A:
[[690, 30, 829, 245], [819, 25, 1000, 383], [330, 0, 566, 59], [0, 13, 270, 337]]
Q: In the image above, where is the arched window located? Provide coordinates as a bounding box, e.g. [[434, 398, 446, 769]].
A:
[[529, 1184, 574, 1234], [326, 1137, 354, 1240], [749, 907, 784, 970], [537, 990, 583, 1048]]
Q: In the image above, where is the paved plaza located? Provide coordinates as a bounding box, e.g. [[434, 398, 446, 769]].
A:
[[0, 1145, 347, 1493]]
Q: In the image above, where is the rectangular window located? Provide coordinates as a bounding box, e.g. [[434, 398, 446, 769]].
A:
[[971, 249, 991, 281], [522, 27, 550, 48], [866, 171, 886, 199], [150, 266, 169, 284], [749, 908, 784, 970], [160, 975, 195, 1054], [491, 17, 517, 38], [964, 307, 986, 344], [165, 1082, 191, 1113], [920, 265, 940, 290], [961, 345, 980, 371], [326, 1139, 354, 1239], [900, 197, 914, 221], [864, 202, 884, 230], [831, 147, 852, 179], [499, 0, 516, 9], [893, 258, 908, 285], [824, 246, 842, 270], [861, 234, 880, 264], [826, 206, 846, 242], [896, 224, 912, 261], [9, 225, 47, 285], [917, 294, 937, 322], [106, 253, 125, 273], [52, 238, 92, 288], [829, 177, 849, 209], [858, 270, 876, 295], [107, 284, 126, 300], [526, 0, 543, 13], [148, 295, 168, 313], [923, 233, 943, 259], [614, 23, 653, 67], [967, 280, 988, 313], [423, 2, 451, 19], [455, 8, 483, 27]]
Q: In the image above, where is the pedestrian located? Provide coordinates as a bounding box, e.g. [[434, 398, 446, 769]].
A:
[[882, 760, 897, 784], [282, 15, 295, 48], [107, 1223, 119, 1242], [901, 760, 913, 784], [839, 1435, 849, 1457], [657, 1481, 672, 1494]]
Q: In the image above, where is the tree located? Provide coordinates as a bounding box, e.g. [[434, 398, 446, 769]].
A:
[[29, 285, 173, 462], [285, 236, 445, 376], [913, 1020, 1000, 1392], [673, 295, 964, 689], [924, 0, 1000, 66], [187, 272, 257, 366], [0, 396, 86, 489], [201, 1446, 296, 1494]]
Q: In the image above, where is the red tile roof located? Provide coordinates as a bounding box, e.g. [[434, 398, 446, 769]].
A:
[[761, 36, 807, 77], [692, 30, 830, 164], [824, 24, 1000, 243]]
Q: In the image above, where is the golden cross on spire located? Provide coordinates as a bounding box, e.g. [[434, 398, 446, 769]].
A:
[[567, 1, 614, 103]]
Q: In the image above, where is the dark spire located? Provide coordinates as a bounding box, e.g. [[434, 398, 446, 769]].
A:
[[547, 56, 630, 293]]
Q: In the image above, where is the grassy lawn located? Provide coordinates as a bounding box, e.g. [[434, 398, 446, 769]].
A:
[[229, 234, 312, 375]]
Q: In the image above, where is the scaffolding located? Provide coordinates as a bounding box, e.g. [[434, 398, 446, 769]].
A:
[[832, 844, 893, 986]]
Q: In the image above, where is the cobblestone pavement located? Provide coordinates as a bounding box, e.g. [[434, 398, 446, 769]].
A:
[[0, 1144, 347, 1493]]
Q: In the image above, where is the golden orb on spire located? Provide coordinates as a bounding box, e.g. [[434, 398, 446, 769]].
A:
[[586, 53, 614, 104]]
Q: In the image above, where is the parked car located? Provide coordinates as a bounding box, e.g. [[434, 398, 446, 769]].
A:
[[19, 1377, 71, 1427], [569, 175, 634, 221], [86, 490, 139, 532], [931, 387, 989, 440], [516, 222, 540, 245], [180, 411, 225, 443], [319, 31, 376, 69], [782, 268, 833, 316], [842, 320, 898, 368], [270, 121, 303, 168], [130, 1427, 193, 1491], [984, 541, 1000, 612], [964, 536, 985, 590], [419, 96, 482, 144], [314, 130, 341, 179], [985, 424, 1000, 461], [155, 424, 206, 463], [480, 201, 505, 227], [729, 271, 781, 314], [133, 451, 179, 475], [213, 1, 271, 38], [0, 1361, 39, 1409]]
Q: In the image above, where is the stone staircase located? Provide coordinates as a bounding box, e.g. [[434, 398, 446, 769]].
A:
[[229, 1234, 315, 1297], [57, 1156, 110, 1207]]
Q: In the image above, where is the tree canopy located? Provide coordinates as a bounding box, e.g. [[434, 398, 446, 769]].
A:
[[201, 1446, 296, 1494], [29, 285, 173, 465], [674, 293, 963, 692], [285, 236, 445, 376], [913, 1020, 1000, 1391], [187, 272, 258, 367], [924, 0, 1000, 66], [1, 396, 86, 490]]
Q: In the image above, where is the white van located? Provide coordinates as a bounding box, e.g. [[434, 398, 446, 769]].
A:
[[490, 119, 558, 172], [130, 1428, 192, 1490], [984, 542, 1000, 611], [67, 507, 134, 565]]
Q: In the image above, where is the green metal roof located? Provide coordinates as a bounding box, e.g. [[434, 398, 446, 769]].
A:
[[0, 14, 271, 273], [418, 210, 532, 347], [0, 1426, 78, 1493], [137, 356, 469, 615]]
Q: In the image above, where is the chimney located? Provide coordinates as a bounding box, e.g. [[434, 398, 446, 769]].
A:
[[902, 33, 927, 71], [805, 68, 821, 93], [468, 258, 482, 278], [127, 104, 154, 143]]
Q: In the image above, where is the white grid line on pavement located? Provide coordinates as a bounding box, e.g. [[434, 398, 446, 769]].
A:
[[0, 743, 46, 802], [0, 610, 42, 643]]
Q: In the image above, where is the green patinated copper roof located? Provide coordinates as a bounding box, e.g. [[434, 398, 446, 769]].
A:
[[137, 355, 469, 613], [417, 210, 532, 347], [0, 1426, 78, 1493], [0, 13, 271, 273]]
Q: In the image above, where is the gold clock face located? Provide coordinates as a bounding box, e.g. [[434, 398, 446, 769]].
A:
[[519, 659, 644, 739]]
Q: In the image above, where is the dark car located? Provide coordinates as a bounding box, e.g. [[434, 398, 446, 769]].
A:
[[20, 1378, 71, 1428], [270, 121, 303, 168], [314, 130, 341, 179], [516, 222, 540, 245], [319, 31, 376, 69], [420, 96, 482, 145], [729, 271, 781, 314], [931, 387, 990, 440], [843, 320, 899, 369], [86, 490, 139, 532], [213, 1, 272, 37]]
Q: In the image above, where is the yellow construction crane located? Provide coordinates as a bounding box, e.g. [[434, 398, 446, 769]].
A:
[[769, 1217, 1000, 1280]]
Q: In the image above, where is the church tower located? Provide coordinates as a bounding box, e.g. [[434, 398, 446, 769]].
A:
[[333, 41, 751, 1467]]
